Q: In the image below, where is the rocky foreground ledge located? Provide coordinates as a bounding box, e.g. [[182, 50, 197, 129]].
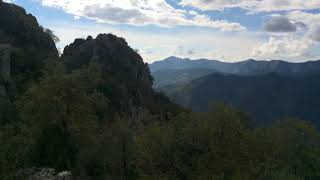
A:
[[16, 168, 72, 180]]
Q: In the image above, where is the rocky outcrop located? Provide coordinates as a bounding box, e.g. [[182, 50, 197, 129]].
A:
[[62, 34, 152, 86], [0, 1, 57, 54], [61, 33, 180, 117], [61, 34, 154, 114], [16, 168, 72, 180], [56, 171, 72, 180], [0, 0, 58, 98]]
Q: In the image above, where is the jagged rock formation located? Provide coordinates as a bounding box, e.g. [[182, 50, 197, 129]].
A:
[[0, 0, 58, 125], [62, 34, 152, 111], [61, 34, 179, 117], [62, 34, 152, 89], [0, 0, 58, 98], [0, 1, 57, 53]]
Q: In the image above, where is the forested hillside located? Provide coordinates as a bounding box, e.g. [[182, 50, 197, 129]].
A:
[[161, 73, 320, 126], [152, 68, 216, 88]]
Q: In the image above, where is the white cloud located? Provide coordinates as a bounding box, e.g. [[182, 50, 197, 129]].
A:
[[45, 21, 258, 62], [309, 25, 320, 42], [252, 35, 315, 60], [180, 0, 320, 12], [47, 19, 319, 63], [3, 0, 14, 3], [179, 0, 256, 11], [253, 11, 320, 61], [287, 11, 320, 42], [288, 11, 320, 27], [35, 1, 320, 62], [173, 45, 196, 56], [263, 16, 298, 33], [38, 0, 246, 31]]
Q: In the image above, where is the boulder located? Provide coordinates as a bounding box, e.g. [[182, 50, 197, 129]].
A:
[[16, 168, 72, 180], [55, 171, 72, 180]]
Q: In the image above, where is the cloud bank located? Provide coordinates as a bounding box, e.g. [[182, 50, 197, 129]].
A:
[[39, 0, 246, 31], [34, 0, 320, 62], [180, 0, 320, 12], [263, 16, 297, 33], [253, 11, 320, 60]]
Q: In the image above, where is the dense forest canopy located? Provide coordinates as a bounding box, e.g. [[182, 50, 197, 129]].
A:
[[157, 73, 320, 127], [1, 1, 320, 180]]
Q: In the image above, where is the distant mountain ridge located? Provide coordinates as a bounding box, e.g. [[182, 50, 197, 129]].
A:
[[162, 72, 320, 126], [151, 56, 320, 126], [151, 68, 217, 88], [150, 56, 320, 75], [150, 56, 320, 88]]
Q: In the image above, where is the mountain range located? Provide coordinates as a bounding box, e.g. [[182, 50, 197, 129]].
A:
[[151, 57, 320, 126], [150, 56, 320, 75], [150, 56, 320, 87]]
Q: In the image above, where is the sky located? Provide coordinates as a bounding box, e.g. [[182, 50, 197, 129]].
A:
[[5, 0, 320, 63]]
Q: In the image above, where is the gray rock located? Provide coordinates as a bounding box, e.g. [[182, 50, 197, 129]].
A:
[[55, 171, 72, 180], [16, 167, 54, 180], [16, 168, 72, 180], [33, 171, 55, 180]]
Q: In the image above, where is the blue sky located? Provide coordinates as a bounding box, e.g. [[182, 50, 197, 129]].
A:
[[6, 0, 320, 63]]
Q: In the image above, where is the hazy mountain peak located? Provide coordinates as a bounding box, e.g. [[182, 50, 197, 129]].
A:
[[163, 56, 191, 62]]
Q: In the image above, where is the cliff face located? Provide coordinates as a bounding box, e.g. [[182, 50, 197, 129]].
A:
[[62, 34, 152, 88], [0, 1, 57, 53], [0, 1, 58, 125], [61, 34, 154, 115], [61, 34, 180, 116], [0, 1, 58, 98]]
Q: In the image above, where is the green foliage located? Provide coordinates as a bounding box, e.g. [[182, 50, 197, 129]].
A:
[[44, 29, 60, 43], [16, 72, 100, 171], [135, 106, 320, 180], [2, 48, 320, 180], [0, 98, 17, 125], [163, 73, 320, 127], [2, 68, 320, 179], [99, 120, 136, 179]]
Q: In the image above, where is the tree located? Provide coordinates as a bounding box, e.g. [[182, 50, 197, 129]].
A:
[[18, 72, 99, 171], [44, 29, 60, 43]]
